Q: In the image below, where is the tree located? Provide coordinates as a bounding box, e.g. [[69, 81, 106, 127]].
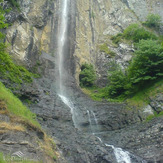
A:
[[123, 24, 157, 42], [128, 39, 163, 88], [79, 63, 96, 87], [107, 68, 127, 98], [144, 14, 161, 28]]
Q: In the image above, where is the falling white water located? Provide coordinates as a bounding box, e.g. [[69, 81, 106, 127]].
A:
[[105, 144, 131, 163], [87, 110, 100, 133], [59, 94, 78, 128], [91, 111, 98, 125], [57, 0, 69, 95]]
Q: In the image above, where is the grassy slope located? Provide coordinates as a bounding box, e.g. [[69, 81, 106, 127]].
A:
[[0, 82, 58, 162], [0, 81, 40, 127], [82, 79, 163, 106]]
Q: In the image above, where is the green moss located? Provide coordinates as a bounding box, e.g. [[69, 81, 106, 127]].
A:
[[81, 87, 123, 102], [99, 43, 116, 57], [0, 152, 41, 163], [0, 82, 40, 127], [110, 33, 123, 44], [79, 63, 96, 87], [6, 0, 20, 10], [146, 111, 163, 122]]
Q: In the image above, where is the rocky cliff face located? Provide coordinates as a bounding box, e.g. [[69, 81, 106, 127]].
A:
[[2, 0, 163, 163], [74, 0, 163, 86]]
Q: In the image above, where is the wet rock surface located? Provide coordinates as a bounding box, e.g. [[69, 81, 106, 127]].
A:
[[24, 69, 162, 163]]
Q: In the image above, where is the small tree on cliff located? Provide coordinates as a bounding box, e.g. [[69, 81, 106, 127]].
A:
[[79, 63, 96, 87]]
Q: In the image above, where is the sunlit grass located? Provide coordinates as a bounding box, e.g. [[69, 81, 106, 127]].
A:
[[0, 82, 40, 127]]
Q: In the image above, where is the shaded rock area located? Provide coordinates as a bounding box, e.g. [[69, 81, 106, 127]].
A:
[[0, 101, 65, 163], [150, 93, 163, 113], [97, 117, 163, 163]]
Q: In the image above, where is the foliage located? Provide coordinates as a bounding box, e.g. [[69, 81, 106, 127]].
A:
[[0, 4, 36, 85], [82, 87, 108, 101], [128, 40, 163, 89], [5, 0, 20, 9], [107, 67, 128, 98], [0, 152, 41, 162], [99, 43, 116, 57], [106, 39, 163, 98], [110, 33, 123, 44], [0, 82, 40, 127], [79, 63, 96, 87], [143, 14, 161, 28], [145, 111, 163, 122], [123, 24, 157, 42], [0, 52, 34, 84]]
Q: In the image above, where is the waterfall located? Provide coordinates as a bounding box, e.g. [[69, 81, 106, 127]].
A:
[[59, 94, 78, 128], [57, 0, 78, 127], [105, 144, 131, 163], [57, 0, 69, 95], [87, 110, 99, 133]]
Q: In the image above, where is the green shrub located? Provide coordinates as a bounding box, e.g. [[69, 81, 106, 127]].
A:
[[6, 0, 20, 9], [123, 24, 157, 42], [0, 52, 34, 84], [79, 63, 96, 87], [107, 39, 163, 98], [107, 68, 127, 98], [143, 14, 161, 28], [99, 43, 116, 57], [128, 39, 163, 88], [110, 33, 123, 44]]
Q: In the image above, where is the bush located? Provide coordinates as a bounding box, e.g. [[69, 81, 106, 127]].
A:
[[6, 0, 20, 8], [123, 24, 157, 42], [107, 67, 127, 98], [79, 63, 96, 87], [107, 39, 163, 98], [128, 39, 163, 89], [0, 51, 34, 84], [143, 14, 161, 28], [99, 43, 116, 57], [110, 33, 123, 44]]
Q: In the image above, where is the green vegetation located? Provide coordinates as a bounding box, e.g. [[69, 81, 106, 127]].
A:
[[0, 82, 40, 127], [111, 23, 158, 44], [0, 152, 41, 163], [123, 24, 157, 42], [0, 52, 35, 84], [81, 14, 163, 107], [79, 63, 96, 87], [81, 87, 108, 101], [143, 13, 162, 29], [146, 111, 163, 122], [128, 40, 163, 88], [99, 43, 116, 57], [107, 39, 163, 98], [6, 0, 20, 9], [111, 33, 123, 44], [0, 2, 36, 85]]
